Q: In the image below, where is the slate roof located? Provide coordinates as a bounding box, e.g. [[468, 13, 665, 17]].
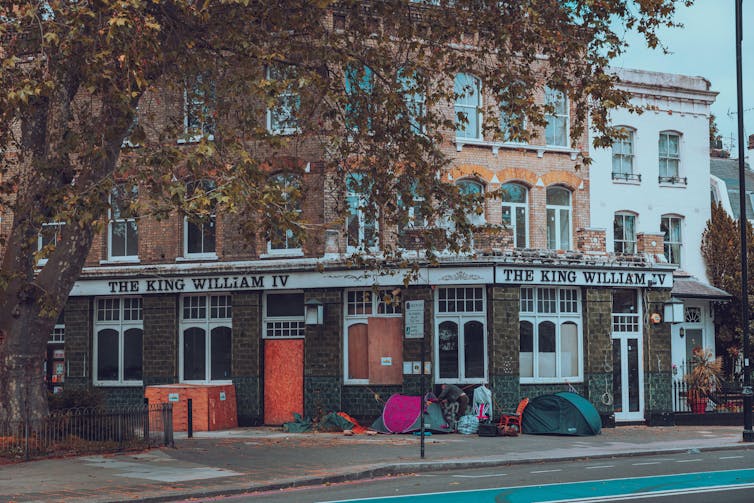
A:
[[671, 274, 731, 300], [711, 157, 754, 220]]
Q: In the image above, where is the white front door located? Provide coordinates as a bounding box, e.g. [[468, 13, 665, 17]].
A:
[[611, 289, 644, 422], [612, 334, 644, 422]]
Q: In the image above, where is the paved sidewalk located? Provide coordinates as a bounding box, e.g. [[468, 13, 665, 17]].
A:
[[1, 425, 753, 503]]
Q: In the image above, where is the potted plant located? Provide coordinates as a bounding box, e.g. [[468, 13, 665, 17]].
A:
[[684, 346, 722, 414]]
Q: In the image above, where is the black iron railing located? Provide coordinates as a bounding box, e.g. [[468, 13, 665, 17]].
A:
[[672, 380, 744, 413], [611, 172, 641, 182], [658, 175, 688, 185], [0, 403, 173, 461]]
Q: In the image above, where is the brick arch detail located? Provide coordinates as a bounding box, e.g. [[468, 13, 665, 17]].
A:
[[447, 164, 496, 184], [541, 170, 582, 191], [497, 168, 538, 188]]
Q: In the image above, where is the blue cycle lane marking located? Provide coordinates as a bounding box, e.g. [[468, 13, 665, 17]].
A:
[[329, 468, 754, 503]]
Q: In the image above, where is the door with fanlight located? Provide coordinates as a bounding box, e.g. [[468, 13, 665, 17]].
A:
[[611, 289, 644, 422]]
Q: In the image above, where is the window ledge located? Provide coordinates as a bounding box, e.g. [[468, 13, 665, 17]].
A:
[[100, 257, 141, 265], [612, 178, 642, 186], [520, 378, 584, 385], [260, 250, 305, 259], [267, 128, 299, 136], [180, 380, 233, 385], [177, 134, 215, 144], [344, 379, 370, 386], [454, 137, 580, 160], [176, 254, 219, 262], [93, 381, 144, 387]]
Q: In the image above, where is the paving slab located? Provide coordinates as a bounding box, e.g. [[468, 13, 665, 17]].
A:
[[1, 425, 753, 503]]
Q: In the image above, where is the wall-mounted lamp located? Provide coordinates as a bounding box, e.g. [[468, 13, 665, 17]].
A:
[[647, 279, 657, 288], [305, 299, 324, 325], [680, 327, 686, 338], [663, 297, 684, 324]]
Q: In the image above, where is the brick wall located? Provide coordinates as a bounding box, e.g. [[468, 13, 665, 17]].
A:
[[63, 297, 91, 388], [576, 228, 606, 254], [583, 288, 614, 418], [636, 233, 664, 255], [232, 292, 262, 424], [142, 295, 178, 384]]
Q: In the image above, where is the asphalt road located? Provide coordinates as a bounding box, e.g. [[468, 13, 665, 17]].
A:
[[190, 447, 754, 503]]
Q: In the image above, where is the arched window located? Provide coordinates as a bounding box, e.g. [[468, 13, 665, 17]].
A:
[[613, 212, 637, 254], [455, 73, 481, 139], [501, 183, 529, 248], [546, 186, 571, 250], [457, 179, 486, 226]]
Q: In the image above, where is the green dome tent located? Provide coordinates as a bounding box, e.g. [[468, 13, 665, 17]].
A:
[[522, 392, 602, 436]]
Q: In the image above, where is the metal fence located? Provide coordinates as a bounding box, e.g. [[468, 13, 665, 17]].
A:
[[0, 403, 173, 461], [672, 380, 744, 413]]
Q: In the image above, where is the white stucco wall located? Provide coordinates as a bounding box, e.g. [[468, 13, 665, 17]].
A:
[[590, 68, 717, 281]]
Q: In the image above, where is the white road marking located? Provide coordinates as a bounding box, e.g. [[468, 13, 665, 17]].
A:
[[542, 483, 754, 502], [530, 469, 562, 474], [452, 473, 508, 478], [720, 455, 744, 459], [675, 458, 702, 463], [631, 462, 660, 466], [585, 465, 614, 469]]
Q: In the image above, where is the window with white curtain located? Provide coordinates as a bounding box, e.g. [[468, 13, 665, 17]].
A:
[[501, 183, 529, 248], [614, 212, 637, 254], [661, 215, 683, 265], [546, 186, 571, 251], [519, 287, 582, 383]]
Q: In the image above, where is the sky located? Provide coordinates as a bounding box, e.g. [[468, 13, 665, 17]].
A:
[[612, 0, 752, 156]]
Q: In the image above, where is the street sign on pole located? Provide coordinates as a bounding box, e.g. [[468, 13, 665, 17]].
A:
[[404, 300, 424, 339]]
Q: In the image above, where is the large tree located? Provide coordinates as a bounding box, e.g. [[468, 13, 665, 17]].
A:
[[702, 202, 754, 369], [0, 0, 691, 421]]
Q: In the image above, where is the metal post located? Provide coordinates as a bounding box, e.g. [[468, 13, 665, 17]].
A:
[[143, 398, 149, 445], [420, 337, 425, 459], [735, 0, 753, 442], [187, 398, 193, 439]]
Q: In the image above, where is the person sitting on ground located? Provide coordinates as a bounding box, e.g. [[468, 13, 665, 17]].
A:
[[429, 384, 469, 428]]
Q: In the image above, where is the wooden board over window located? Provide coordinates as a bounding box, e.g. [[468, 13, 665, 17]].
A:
[[367, 317, 403, 385]]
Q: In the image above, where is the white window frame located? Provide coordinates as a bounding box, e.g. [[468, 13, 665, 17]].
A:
[[661, 214, 683, 265], [544, 87, 569, 147], [183, 180, 218, 259], [501, 183, 529, 248], [658, 131, 681, 180], [263, 291, 306, 339], [519, 287, 583, 384], [499, 100, 527, 144], [266, 65, 300, 135], [457, 179, 486, 226], [180, 74, 215, 143], [179, 294, 233, 384], [613, 212, 637, 254], [108, 186, 139, 263], [343, 288, 402, 385], [546, 186, 572, 251], [434, 286, 488, 385], [266, 173, 304, 256], [399, 70, 425, 134], [93, 297, 144, 386], [346, 173, 379, 253], [454, 73, 482, 140], [37, 221, 64, 266], [612, 128, 635, 179]]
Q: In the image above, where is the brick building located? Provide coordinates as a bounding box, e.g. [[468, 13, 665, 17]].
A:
[[38, 60, 689, 429]]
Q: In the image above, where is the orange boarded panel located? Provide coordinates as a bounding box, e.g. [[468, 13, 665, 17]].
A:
[[145, 383, 237, 432], [367, 317, 403, 385], [264, 339, 304, 425], [348, 323, 369, 380]]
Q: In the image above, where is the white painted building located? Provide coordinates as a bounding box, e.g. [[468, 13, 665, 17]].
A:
[[590, 68, 729, 405]]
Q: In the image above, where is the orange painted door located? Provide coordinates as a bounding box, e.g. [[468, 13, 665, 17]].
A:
[[264, 339, 304, 425]]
